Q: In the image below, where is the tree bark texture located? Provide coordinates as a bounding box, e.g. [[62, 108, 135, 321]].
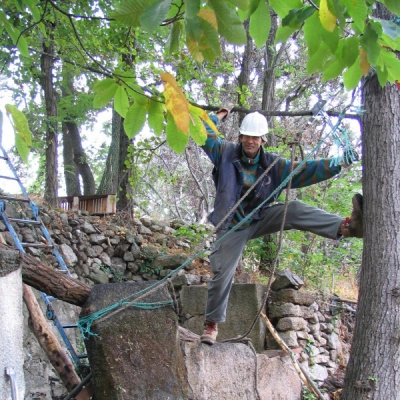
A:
[[62, 121, 82, 196], [61, 64, 96, 195], [23, 284, 81, 392], [97, 108, 121, 195], [342, 6, 400, 396], [41, 29, 59, 207]]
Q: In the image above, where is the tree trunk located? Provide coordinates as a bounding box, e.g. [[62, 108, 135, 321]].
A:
[[237, 20, 254, 127], [23, 284, 81, 392], [262, 11, 278, 147], [116, 111, 133, 212], [62, 121, 82, 196], [61, 64, 96, 195], [64, 120, 96, 195], [41, 29, 58, 207], [97, 108, 121, 195], [342, 6, 400, 398]]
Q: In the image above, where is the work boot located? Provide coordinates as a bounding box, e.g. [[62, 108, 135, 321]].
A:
[[341, 194, 363, 238], [200, 320, 218, 345]]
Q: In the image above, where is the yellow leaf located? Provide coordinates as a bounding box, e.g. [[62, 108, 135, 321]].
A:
[[360, 48, 370, 75], [186, 36, 205, 62], [189, 104, 219, 135], [198, 9, 218, 30], [161, 72, 190, 133], [319, 0, 336, 32]]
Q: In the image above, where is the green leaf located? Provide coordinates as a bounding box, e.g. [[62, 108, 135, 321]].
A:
[[0, 15, 29, 57], [227, 0, 249, 11], [25, 0, 41, 22], [321, 25, 339, 54], [322, 59, 344, 81], [167, 20, 183, 54], [198, 18, 221, 62], [269, 0, 303, 19], [16, 36, 29, 57], [114, 86, 130, 118], [306, 42, 331, 74], [360, 23, 381, 65], [189, 113, 207, 145], [238, 0, 261, 20], [93, 78, 119, 109], [379, 48, 400, 83], [343, 57, 362, 90], [124, 102, 147, 139], [126, 84, 147, 105], [346, 0, 368, 32], [376, 63, 388, 87], [148, 100, 165, 136], [110, 0, 159, 27], [275, 25, 298, 44], [340, 36, 359, 67], [304, 12, 323, 56], [208, 0, 247, 44], [140, 0, 171, 33], [382, 0, 400, 15], [249, 1, 271, 48], [185, 0, 200, 19], [282, 6, 315, 28], [5, 105, 32, 163], [166, 112, 188, 153]]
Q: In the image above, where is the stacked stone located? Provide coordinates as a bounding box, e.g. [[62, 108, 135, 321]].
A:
[[267, 270, 342, 385], [0, 200, 212, 287]]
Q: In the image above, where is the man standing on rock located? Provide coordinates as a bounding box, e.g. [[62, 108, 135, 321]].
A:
[[200, 108, 363, 345]]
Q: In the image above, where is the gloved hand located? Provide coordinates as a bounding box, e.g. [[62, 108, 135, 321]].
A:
[[341, 148, 359, 167], [216, 104, 234, 121]]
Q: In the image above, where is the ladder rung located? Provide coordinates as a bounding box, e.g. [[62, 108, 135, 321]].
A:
[[0, 175, 18, 181], [63, 324, 78, 329], [77, 354, 88, 359], [9, 218, 42, 225], [0, 195, 30, 203], [0, 155, 8, 160], [22, 243, 53, 248]]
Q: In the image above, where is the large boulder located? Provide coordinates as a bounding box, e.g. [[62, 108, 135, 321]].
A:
[[182, 340, 302, 399], [81, 281, 187, 400], [181, 284, 267, 352]]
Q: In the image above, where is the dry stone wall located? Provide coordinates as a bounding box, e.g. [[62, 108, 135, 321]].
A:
[[0, 201, 354, 399]]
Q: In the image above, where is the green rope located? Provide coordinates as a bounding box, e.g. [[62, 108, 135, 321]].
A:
[[78, 102, 359, 339]]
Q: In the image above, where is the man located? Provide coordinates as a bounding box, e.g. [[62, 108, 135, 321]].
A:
[[200, 109, 363, 345]]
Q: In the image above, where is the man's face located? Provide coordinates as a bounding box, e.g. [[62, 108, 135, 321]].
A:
[[240, 135, 263, 158]]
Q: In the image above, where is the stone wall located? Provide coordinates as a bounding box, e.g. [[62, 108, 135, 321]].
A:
[[0, 201, 354, 399]]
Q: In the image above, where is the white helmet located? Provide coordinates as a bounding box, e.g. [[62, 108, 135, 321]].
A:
[[239, 112, 268, 140]]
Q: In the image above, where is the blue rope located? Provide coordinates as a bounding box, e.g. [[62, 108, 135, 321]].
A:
[[78, 105, 357, 339]]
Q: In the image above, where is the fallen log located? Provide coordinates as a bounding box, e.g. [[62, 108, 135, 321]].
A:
[[0, 244, 91, 306], [23, 284, 82, 392]]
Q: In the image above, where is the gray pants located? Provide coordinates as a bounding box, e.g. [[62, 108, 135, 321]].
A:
[[206, 200, 343, 323]]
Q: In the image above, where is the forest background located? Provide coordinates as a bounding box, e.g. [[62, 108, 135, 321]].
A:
[[1, 1, 399, 398]]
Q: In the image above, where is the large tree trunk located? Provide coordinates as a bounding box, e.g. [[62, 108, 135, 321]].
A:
[[62, 121, 82, 196], [23, 284, 81, 392], [41, 28, 58, 207], [342, 5, 400, 399], [61, 64, 96, 195], [64, 120, 96, 195], [97, 108, 122, 195]]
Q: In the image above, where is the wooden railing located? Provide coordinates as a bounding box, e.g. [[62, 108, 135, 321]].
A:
[[57, 194, 116, 215]]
